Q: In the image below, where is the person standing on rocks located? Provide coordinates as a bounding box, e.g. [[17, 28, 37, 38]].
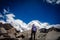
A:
[[31, 24, 37, 40]]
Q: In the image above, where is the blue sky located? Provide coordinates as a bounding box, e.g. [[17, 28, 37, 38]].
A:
[[0, 0, 60, 24]]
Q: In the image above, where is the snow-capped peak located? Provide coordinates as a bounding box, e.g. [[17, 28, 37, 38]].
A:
[[27, 20, 41, 30], [0, 9, 60, 32]]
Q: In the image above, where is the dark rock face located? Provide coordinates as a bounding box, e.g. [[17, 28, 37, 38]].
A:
[[39, 27, 60, 33], [16, 34, 25, 38], [49, 27, 60, 32], [57, 37, 60, 40], [0, 23, 3, 27], [55, 28, 60, 32], [39, 28, 49, 33], [3, 23, 13, 30]]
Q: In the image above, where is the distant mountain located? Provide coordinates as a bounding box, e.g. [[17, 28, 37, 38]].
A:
[[0, 9, 60, 32], [27, 20, 41, 30], [49, 27, 60, 32]]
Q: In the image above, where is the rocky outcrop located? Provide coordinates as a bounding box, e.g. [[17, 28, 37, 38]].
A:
[[0, 22, 60, 40], [46, 30, 60, 40], [0, 23, 18, 40]]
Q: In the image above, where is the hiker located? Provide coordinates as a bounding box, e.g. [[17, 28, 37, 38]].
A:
[[31, 24, 37, 40]]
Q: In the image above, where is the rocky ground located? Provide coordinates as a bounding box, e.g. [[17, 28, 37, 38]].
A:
[[0, 23, 60, 40]]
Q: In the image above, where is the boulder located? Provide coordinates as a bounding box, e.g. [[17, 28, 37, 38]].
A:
[[46, 30, 60, 40]]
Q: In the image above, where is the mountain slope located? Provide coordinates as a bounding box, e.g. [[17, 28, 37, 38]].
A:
[[0, 9, 60, 32]]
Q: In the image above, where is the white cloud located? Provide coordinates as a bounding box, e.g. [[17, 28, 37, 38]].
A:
[[53, 24, 60, 29], [0, 20, 6, 24], [15, 19, 28, 32], [5, 14, 22, 31], [1, 13, 60, 32], [5, 14, 50, 32], [46, 0, 54, 4], [0, 9, 60, 32], [27, 20, 51, 29], [41, 22, 49, 29], [56, 0, 60, 4], [45, 0, 60, 4], [27, 20, 41, 30], [6, 14, 15, 23], [0, 13, 3, 18], [3, 9, 9, 14], [6, 13, 15, 19], [5, 13, 28, 32]]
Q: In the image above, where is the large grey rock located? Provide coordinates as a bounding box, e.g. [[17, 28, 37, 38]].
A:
[[46, 30, 60, 40], [0, 27, 7, 33]]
